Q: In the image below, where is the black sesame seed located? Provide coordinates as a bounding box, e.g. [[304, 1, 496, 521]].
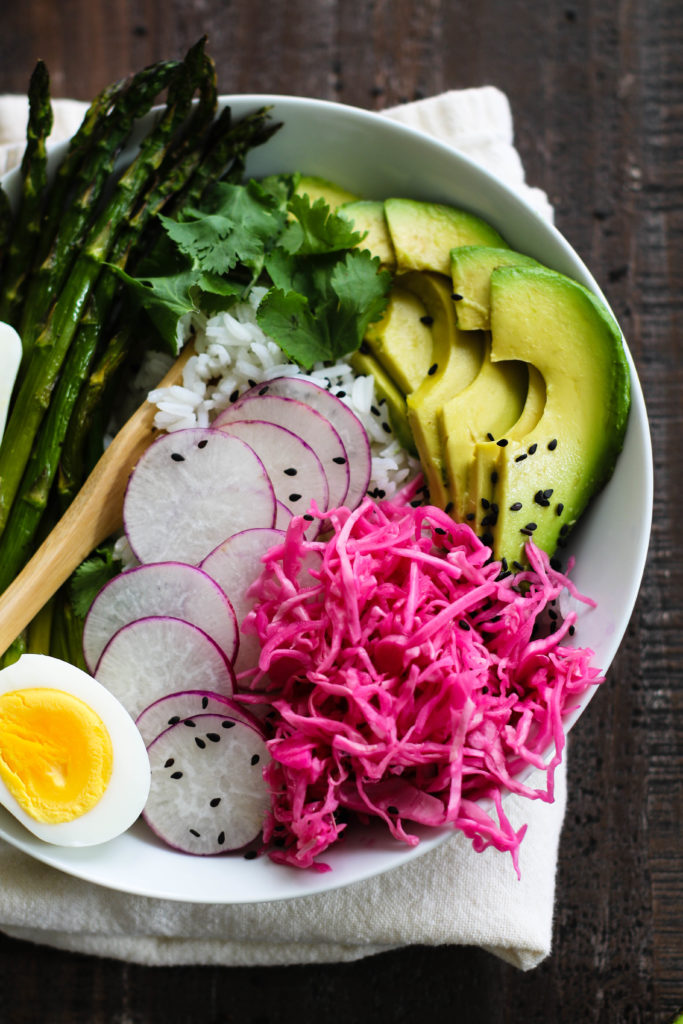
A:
[[387, 805, 400, 815], [164, 758, 174, 768], [481, 532, 494, 546], [420, 316, 434, 326], [490, 470, 498, 485], [445, 501, 454, 515], [496, 438, 508, 447], [183, 719, 197, 728], [466, 512, 475, 521], [556, 503, 564, 516], [250, 754, 260, 766], [189, 828, 200, 837], [197, 439, 208, 449], [210, 798, 221, 807], [201, 697, 209, 709], [543, 489, 554, 498], [333, 455, 347, 464], [230, 390, 239, 403], [524, 522, 538, 531], [195, 737, 206, 749], [244, 850, 258, 860], [258, 385, 269, 395], [221, 719, 235, 729], [568, 624, 576, 636], [520, 527, 534, 536], [528, 443, 538, 455], [486, 432, 495, 442], [284, 467, 297, 476], [217, 831, 226, 845], [289, 493, 302, 502], [513, 560, 524, 571], [336, 390, 346, 398], [411, 499, 422, 507], [560, 523, 570, 536], [459, 619, 471, 631], [434, 526, 446, 535], [534, 490, 550, 506], [303, 513, 314, 521], [481, 512, 497, 527], [515, 453, 527, 462], [371, 405, 380, 416], [376, 488, 386, 499], [481, 497, 490, 510], [452, 292, 463, 301], [548, 608, 558, 620], [427, 363, 438, 376], [509, 501, 523, 511], [168, 716, 180, 725], [548, 438, 558, 450], [382, 422, 392, 433], [248, 379, 256, 388], [170, 771, 183, 780], [206, 733, 221, 742], [170, 452, 185, 462]]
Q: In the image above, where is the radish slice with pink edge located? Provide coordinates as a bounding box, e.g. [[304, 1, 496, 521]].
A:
[[135, 690, 263, 748], [214, 392, 350, 508], [94, 617, 236, 721], [123, 427, 276, 566], [213, 419, 329, 520], [225, 377, 371, 509], [143, 713, 270, 855], [275, 500, 293, 529], [201, 527, 285, 675], [83, 562, 239, 674]]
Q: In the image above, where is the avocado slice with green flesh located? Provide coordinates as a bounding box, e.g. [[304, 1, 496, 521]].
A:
[[471, 364, 546, 539], [339, 200, 396, 269], [364, 285, 434, 394], [349, 349, 417, 456], [439, 342, 528, 522], [294, 175, 360, 208], [451, 245, 542, 331], [488, 265, 631, 566], [384, 198, 509, 276], [403, 272, 484, 507]]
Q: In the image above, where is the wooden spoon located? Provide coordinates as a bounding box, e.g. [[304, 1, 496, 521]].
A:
[[0, 344, 194, 660]]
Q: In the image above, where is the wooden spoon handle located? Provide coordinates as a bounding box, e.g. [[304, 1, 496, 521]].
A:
[[0, 344, 194, 660]]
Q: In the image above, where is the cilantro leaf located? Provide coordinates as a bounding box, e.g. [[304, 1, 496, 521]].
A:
[[281, 193, 365, 255], [70, 545, 123, 620], [256, 288, 331, 368]]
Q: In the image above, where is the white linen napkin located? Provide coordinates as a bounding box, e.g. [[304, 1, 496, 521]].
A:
[[0, 87, 565, 972]]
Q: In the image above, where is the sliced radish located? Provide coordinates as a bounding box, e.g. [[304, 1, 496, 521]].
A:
[[214, 393, 350, 508], [231, 377, 371, 509], [135, 690, 262, 747], [83, 562, 238, 673], [214, 419, 329, 520], [94, 617, 236, 720], [123, 427, 276, 565], [275, 500, 293, 529], [201, 527, 285, 674], [143, 713, 270, 854]]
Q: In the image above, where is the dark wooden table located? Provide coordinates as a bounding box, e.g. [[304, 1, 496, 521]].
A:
[[0, 3, 680, 1022]]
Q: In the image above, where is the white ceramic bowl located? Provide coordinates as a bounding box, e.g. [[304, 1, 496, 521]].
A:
[[0, 95, 652, 902]]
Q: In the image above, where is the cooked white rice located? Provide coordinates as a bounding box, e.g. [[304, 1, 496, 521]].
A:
[[146, 287, 421, 502]]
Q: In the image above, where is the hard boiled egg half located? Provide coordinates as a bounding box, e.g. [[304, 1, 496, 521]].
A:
[[0, 654, 150, 846]]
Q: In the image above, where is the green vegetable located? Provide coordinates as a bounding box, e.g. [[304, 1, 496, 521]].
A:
[[70, 543, 123, 620]]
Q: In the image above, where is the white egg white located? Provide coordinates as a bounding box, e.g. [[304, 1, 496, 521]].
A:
[[0, 653, 151, 846]]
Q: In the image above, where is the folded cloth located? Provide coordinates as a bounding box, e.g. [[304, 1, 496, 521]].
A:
[[0, 86, 564, 972]]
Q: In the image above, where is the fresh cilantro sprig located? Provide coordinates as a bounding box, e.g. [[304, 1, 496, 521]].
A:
[[115, 175, 392, 367], [70, 543, 123, 620]]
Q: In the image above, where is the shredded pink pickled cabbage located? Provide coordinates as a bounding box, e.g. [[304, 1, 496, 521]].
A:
[[242, 498, 603, 873]]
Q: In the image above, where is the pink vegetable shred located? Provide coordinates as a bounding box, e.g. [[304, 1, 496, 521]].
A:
[[242, 498, 603, 873]]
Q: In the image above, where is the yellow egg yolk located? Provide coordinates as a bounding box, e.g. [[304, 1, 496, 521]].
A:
[[0, 687, 113, 824]]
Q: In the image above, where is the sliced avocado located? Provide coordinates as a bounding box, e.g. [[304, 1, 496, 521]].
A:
[[364, 285, 434, 394], [451, 245, 542, 331], [349, 349, 417, 456], [339, 200, 396, 269], [439, 342, 528, 522], [294, 175, 360, 209], [471, 363, 546, 540], [384, 198, 508, 276], [403, 272, 484, 507], [487, 266, 631, 566]]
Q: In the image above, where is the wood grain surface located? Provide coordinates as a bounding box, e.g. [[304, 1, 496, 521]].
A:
[[0, 2, 681, 1022]]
